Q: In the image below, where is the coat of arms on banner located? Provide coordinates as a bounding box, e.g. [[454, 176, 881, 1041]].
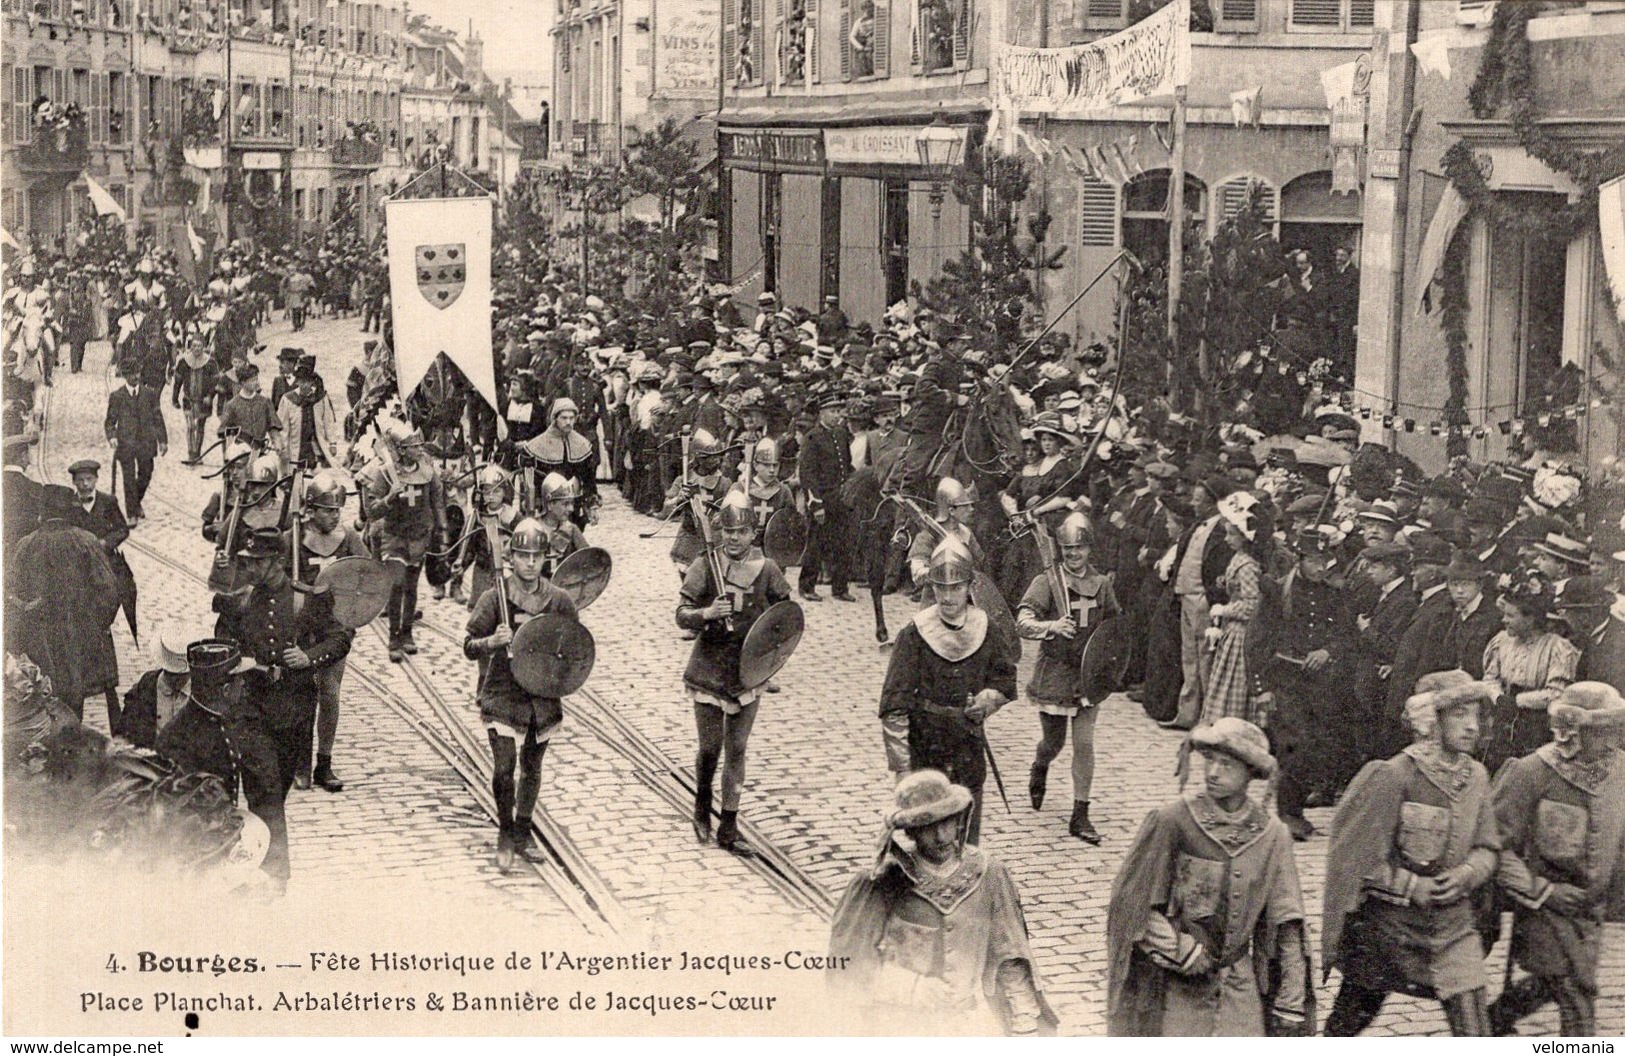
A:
[[415, 243, 466, 309]]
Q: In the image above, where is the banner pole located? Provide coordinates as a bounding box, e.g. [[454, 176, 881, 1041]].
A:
[[1167, 83, 1187, 408]]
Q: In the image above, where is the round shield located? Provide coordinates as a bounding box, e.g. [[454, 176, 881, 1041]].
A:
[[1080, 616, 1132, 703], [970, 571, 1020, 658], [762, 508, 807, 567], [739, 600, 805, 690], [552, 546, 612, 610], [425, 503, 467, 587], [510, 613, 597, 697], [315, 557, 396, 629]]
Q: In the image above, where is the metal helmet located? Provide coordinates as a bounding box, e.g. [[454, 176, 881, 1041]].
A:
[[508, 517, 548, 556], [475, 463, 510, 505], [751, 436, 779, 466], [1056, 512, 1094, 548], [539, 471, 581, 505], [715, 489, 757, 530], [927, 535, 976, 587], [382, 419, 424, 458], [934, 476, 977, 521], [689, 428, 723, 459], [305, 471, 346, 510], [222, 440, 253, 467], [245, 453, 281, 486]]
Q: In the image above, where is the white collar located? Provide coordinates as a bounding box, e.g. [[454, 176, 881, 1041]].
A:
[[1379, 576, 1405, 601], [1459, 592, 1484, 620], [1420, 582, 1448, 601]]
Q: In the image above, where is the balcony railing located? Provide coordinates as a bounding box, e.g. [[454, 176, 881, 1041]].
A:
[[571, 120, 608, 156], [331, 137, 384, 169], [16, 123, 89, 176]]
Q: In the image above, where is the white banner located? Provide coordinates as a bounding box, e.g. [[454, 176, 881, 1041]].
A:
[[384, 196, 498, 411], [991, 0, 1190, 116], [825, 125, 967, 166]]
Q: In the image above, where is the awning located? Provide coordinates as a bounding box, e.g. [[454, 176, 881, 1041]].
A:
[[1601, 174, 1625, 327], [675, 114, 718, 170], [1416, 184, 1467, 313]]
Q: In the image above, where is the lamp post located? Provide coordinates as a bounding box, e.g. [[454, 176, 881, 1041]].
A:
[[915, 110, 962, 220]]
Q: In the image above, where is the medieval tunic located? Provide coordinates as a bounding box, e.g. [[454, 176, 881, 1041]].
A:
[[1106, 791, 1309, 1036], [460, 506, 520, 607], [676, 549, 792, 714], [1322, 745, 1500, 1000], [1016, 564, 1119, 713], [357, 455, 445, 564], [879, 607, 1019, 798], [908, 523, 986, 597], [828, 841, 1057, 1035], [742, 477, 795, 552], [1493, 745, 1625, 996], [539, 517, 590, 578], [521, 426, 598, 528], [465, 575, 580, 737], [662, 473, 730, 570]]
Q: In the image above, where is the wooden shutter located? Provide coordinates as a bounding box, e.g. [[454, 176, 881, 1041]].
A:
[[774, 0, 786, 82], [752, 0, 766, 84], [807, 0, 820, 82], [1087, 0, 1124, 26], [721, 0, 736, 86], [871, 0, 889, 78], [94, 72, 106, 144], [1079, 178, 1117, 246], [1349, 0, 1374, 26], [1220, 177, 1275, 221], [1, 65, 11, 146], [1217, 0, 1257, 29], [838, 0, 851, 80], [1290, 0, 1340, 26], [952, 0, 969, 67]]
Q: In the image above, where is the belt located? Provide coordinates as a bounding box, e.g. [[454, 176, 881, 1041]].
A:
[[919, 701, 970, 718]]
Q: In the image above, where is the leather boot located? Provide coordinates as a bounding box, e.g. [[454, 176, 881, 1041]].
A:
[[1029, 762, 1048, 811], [716, 810, 756, 858], [313, 754, 345, 792], [1069, 801, 1100, 844], [691, 788, 713, 844]]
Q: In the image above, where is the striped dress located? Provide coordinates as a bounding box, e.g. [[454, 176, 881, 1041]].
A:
[[1201, 552, 1264, 727]]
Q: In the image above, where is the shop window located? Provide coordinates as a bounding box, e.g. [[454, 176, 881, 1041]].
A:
[[1078, 178, 1117, 247], [1289, 0, 1373, 31]]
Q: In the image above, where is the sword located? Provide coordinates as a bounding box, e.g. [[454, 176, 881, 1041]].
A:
[[970, 695, 1011, 814]]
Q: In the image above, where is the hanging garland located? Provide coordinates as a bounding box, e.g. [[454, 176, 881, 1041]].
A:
[[1432, 0, 1625, 456]]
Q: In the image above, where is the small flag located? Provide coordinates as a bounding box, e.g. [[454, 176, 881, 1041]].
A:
[[186, 220, 204, 262], [84, 173, 127, 222], [1231, 86, 1263, 129]]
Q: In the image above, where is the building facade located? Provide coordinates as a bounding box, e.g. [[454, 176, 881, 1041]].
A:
[[1355, 0, 1625, 473], [549, 0, 719, 165]]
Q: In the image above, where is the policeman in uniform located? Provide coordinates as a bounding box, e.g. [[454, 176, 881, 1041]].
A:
[[463, 518, 581, 873], [358, 421, 448, 661], [879, 534, 1019, 844], [155, 638, 253, 809], [675, 490, 794, 856], [291, 471, 368, 791], [213, 527, 351, 890]]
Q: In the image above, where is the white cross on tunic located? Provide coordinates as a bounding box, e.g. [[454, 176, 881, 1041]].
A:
[[305, 551, 340, 574], [399, 483, 424, 507]]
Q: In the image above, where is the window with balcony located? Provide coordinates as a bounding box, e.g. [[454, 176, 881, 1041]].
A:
[[841, 0, 888, 80], [723, 0, 766, 86], [778, 0, 812, 84], [1288, 0, 1373, 32]]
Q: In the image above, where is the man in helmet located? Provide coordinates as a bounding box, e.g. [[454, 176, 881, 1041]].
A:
[[798, 391, 857, 603], [213, 526, 351, 893], [536, 471, 589, 576], [908, 475, 987, 600], [738, 435, 794, 551], [662, 427, 732, 580], [291, 471, 368, 792], [519, 397, 599, 529], [675, 489, 793, 856], [879, 535, 1018, 844], [1016, 513, 1120, 843], [458, 463, 520, 608], [464, 517, 581, 873], [201, 440, 261, 542], [358, 420, 448, 661]]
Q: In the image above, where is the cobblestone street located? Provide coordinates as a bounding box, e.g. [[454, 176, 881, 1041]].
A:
[[32, 312, 1623, 1036]]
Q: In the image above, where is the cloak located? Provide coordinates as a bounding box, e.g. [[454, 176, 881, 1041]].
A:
[[10, 520, 122, 703]]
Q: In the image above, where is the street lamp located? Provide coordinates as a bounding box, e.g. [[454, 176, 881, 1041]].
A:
[[916, 110, 963, 220]]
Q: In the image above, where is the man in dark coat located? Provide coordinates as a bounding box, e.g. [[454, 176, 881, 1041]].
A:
[[889, 341, 969, 493], [103, 366, 168, 522], [1352, 542, 1418, 769], [212, 526, 352, 889], [879, 536, 1018, 844], [797, 391, 856, 603], [65, 458, 138, 641], [1444, 552, 1502, 678], [10, 485, 122, 722], [1557, 578, 1625, 689], [3, 425, 42, 549], [1382, 534, 1458, 756]]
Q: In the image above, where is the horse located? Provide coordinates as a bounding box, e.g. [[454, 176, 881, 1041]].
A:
[[932, 377, 1028, 595]]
